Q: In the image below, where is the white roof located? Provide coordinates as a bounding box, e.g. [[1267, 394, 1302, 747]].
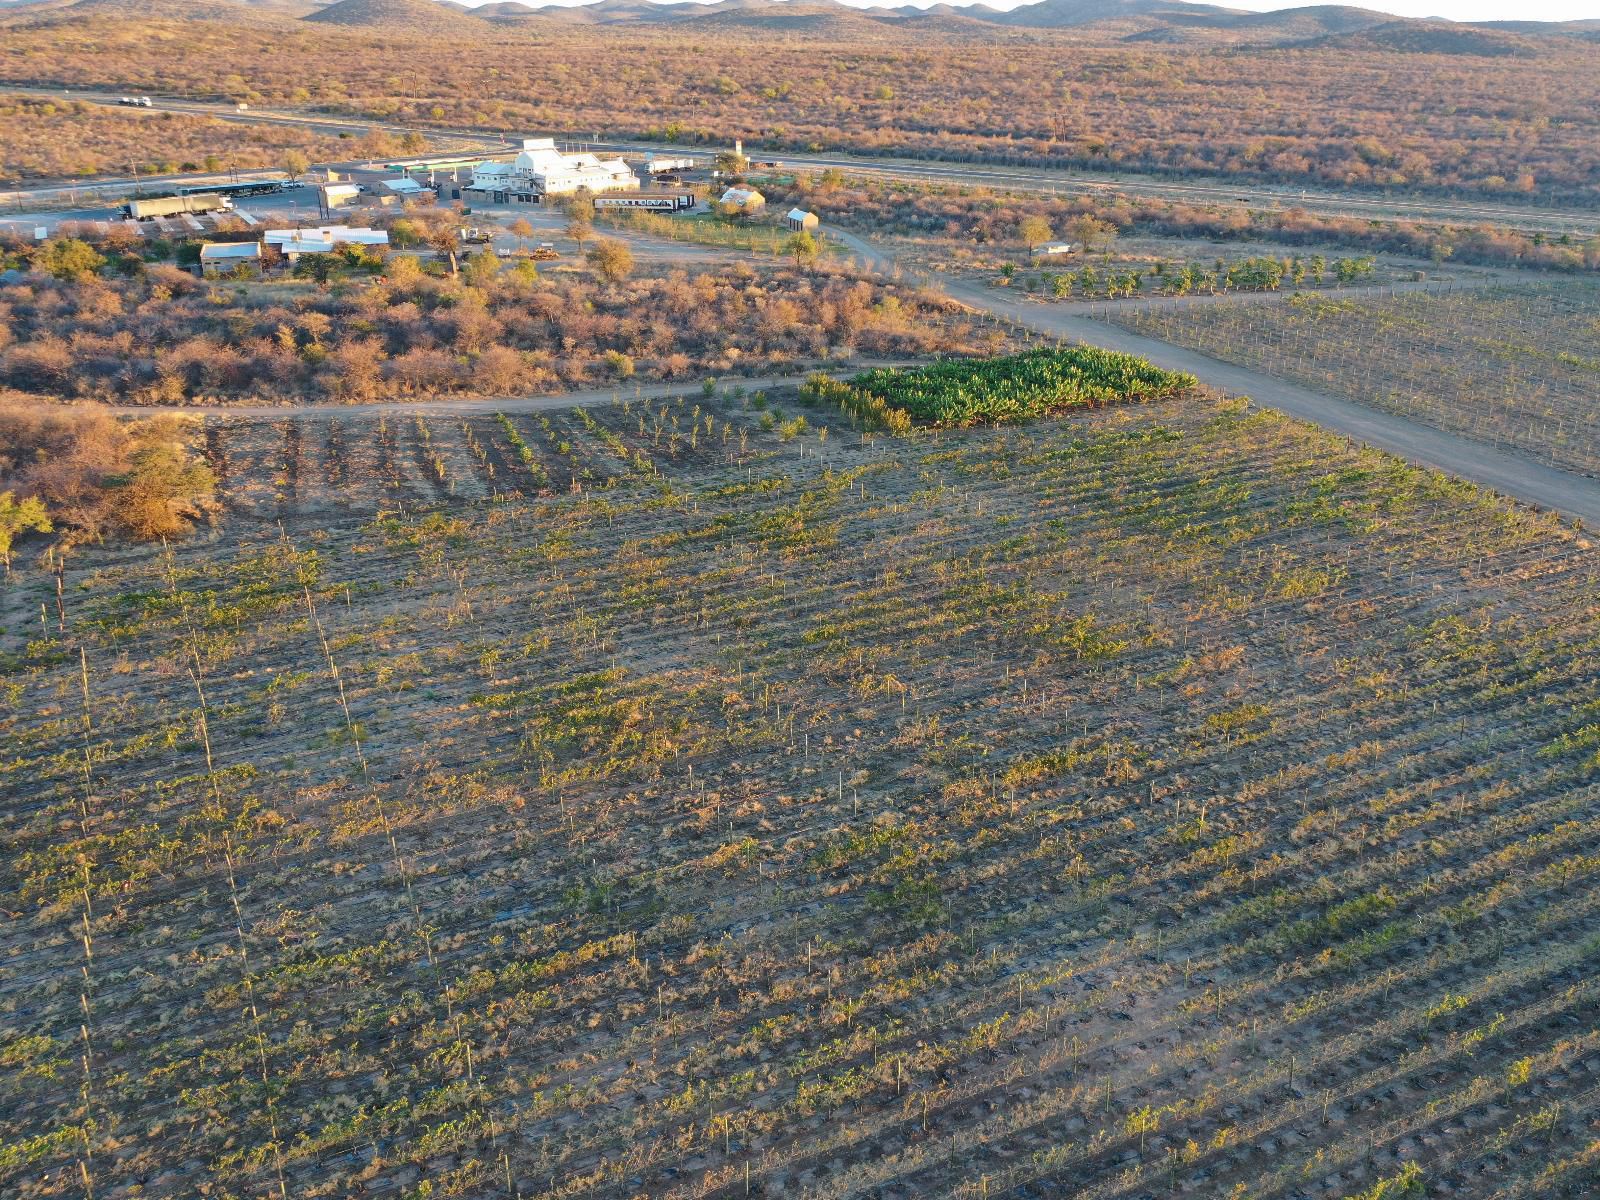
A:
[[200, 241, 261, 259], [264, 226, 389, 253], [383, 178, 426, 193], [321, 183, 360, 195], [470, 138, 639, 195], [721, 186, 765, 205], [786, 208, 815, 222]]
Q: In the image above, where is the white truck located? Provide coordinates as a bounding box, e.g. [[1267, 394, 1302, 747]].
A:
[[123, 193, 235, 220]]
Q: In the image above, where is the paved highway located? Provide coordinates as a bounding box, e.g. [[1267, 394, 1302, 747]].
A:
[[3, 85, 1596, 239]]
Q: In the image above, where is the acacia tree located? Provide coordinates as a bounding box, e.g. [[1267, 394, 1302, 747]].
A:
[[587, 238, 633, 284], [107, 423, 216, 541], [0, 491, 52, 574], [783, 231, 819, 270], [36, 238, 106, 282], [463, 248, 502, 287], [425, 220, 462, 276], [1068, 215, 1117, 253], [1018, 215, 1053, 249], [567, 213, 594, 254]]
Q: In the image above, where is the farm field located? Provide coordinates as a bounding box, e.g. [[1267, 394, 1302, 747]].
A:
[[1106, 281, 1600, 478], [3, 390, 1600, 1200]]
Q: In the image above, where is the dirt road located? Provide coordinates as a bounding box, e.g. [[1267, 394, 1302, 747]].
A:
[[828, 227, 1600, 527], [108, 369, 876, 422], [93, 216, 1600, 528]]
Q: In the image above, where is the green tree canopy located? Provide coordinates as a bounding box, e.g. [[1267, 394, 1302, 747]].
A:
[[0, 492, 52, 572], [37, 238, 106, 282], [783, 231, 820, 269], [463, 248, 502, 287], [1018, 215, 1053, 248], [586, 238, 633, 284]]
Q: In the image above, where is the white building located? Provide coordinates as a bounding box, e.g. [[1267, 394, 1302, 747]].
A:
[[264, 226, 389, 261], [720, 186, 766, 212], [199, 241, 262, 275], [320, 183, 361, 210], [382, 177, 429, 197], [1030, 241, 1079, 257], [468, 138, 639, 202], [785, 208, 818, 232]]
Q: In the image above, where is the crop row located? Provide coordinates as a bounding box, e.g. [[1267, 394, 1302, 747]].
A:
[[1, 397, 1596, 1200]]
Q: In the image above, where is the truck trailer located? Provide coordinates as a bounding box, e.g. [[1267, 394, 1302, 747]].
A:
[[644, 156, 696, 174], [123, 193, 235, 221]]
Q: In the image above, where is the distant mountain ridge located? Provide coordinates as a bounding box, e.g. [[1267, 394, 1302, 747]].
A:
[[463, 0, 1598, 45], [305, 0, 495, 29], [2, 0, 1596, 48]]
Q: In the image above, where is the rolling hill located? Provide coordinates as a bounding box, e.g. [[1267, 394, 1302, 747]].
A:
[[0, 0, 1589, 52], [1306, 17, 1541, 55], [305, 0, 489, 31], [465, 0, 1583, 48]]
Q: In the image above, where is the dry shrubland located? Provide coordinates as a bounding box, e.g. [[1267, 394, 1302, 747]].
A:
[[0, 403, 216, 546], [0, 250, 1010, 405], [0, 94, 426, 184], [772, 175, 1600, 273], [2, 14, 1596, 202]]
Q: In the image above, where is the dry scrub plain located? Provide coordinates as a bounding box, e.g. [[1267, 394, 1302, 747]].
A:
[[1108, 281, 1600, 478], [0, 94, 420, 184], [3, 391, 1600, 1200]]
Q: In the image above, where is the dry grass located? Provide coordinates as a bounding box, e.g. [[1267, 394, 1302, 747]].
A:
[[1109, 280, 1600, 476]]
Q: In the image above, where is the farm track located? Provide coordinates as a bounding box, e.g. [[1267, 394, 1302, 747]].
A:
[[3, 398, 1599, 1199], [828, 226, 1600, 529], [1107, 280, 1600, 481]]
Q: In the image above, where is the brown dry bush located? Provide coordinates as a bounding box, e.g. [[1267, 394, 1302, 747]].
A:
[[0, 403, 215, 545], [0, 260, 995, 405], [771, 177, 1600, 273]]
